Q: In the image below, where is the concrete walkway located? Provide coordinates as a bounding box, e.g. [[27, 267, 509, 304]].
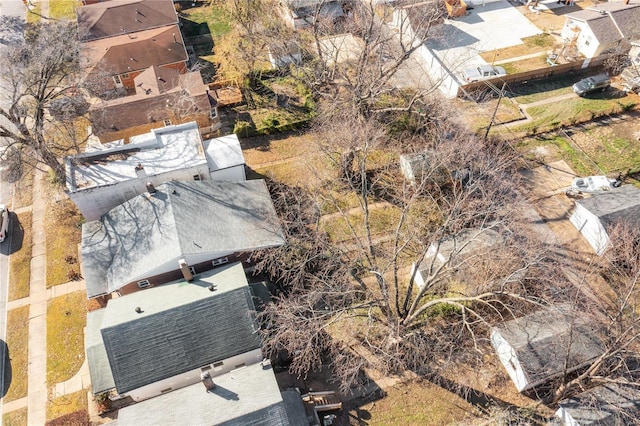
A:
[[2, 169, 88, 422]]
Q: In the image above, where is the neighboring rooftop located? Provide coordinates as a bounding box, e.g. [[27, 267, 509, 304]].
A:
[[425, 227, 503, 267], [115, 363, 293, 426], [81, 179, 284, 298], [87, 263, 262, 394], [81, 25, 187, 77], [557, 383, 640, 425], [566, 2, 640, 43], [492, 304, 604, 388], [204, 134, 245, 172], [575, 184, 640, 227], [66, 121, 206, 191], [77, 0, 178, 42]]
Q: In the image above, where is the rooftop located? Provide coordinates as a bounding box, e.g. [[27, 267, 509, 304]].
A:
[[492, 304, 604, 387], [77, 0, 178, 42], [557, 383, 640, 425], [66, 121, 206, 191], [115, 363, 292, 425], [576, 184, 640, 227], [81, 24, 187, 77], [81, 179, 285, 298], [87, 263, 262, 394], [204, 134, 245, 172]]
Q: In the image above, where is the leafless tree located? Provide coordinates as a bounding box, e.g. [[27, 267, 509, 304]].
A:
[[552, 223, 640, 403], [0, 20, 86, 183], [253, 114, 567, 393]]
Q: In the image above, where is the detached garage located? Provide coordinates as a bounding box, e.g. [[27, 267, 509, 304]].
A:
[[569, 185, 640, 255]]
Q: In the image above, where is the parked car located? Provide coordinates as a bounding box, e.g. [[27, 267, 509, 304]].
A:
[[0, 204, 8, 243], [572, 74, 610, 96], [570, 175, 620, 194], [462, 64, 507, 82]]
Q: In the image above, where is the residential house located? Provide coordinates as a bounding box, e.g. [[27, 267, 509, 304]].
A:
[[556, 383, 640, 425], [280, 0, 347, 29], [81, 25, 189, 94], [561, 2, 640, 59], [77, 0, 179, 42], [86, 263, 264, 402], [569, 185, 640, 255], [65, 121, 245, 221], [80, 179, 284, 300], [490, 304, 604, 392], [411, 227, 502, 289], [114, 363, 308, 425], [89, 66, 218, 142]]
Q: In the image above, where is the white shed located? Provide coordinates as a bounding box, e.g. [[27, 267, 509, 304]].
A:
[[569, 185, 640, 255], [490, 304, 604, 392]]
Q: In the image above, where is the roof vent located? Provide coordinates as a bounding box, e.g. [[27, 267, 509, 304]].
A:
[[146, 182, 156, 194], [135, 307, 143, 314], [208, 284, 217, 292]]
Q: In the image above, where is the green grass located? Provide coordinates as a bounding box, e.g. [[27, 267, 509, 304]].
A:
[[45, 199, 82, 288], [9, 211, 32, 301], [48, 0, 77, 20], [47, 390, 88, 421], [515, 97, 635, 135], [47, 291, 87, 385], [181, 4, 233, 39], [2, 408, 28, 426], [4, 307, 30, 402]]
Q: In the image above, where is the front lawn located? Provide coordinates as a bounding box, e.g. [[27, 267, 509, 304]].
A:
[[47, 390, 88, 422], [9, 211, 33, 301], [2, 408, 27, 426], [45, 198, 83, 288], [48, 0, 77, 20], [4, 306, 30, 402], [47, 291, 87, 385]]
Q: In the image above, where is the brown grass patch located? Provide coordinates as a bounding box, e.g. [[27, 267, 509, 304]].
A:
[[45, 198, 83, 288], [11, 170, 34, 209], [4, 306, 30, 402], [9, 211, 32, 301], [3, 407, 28, 426], [47, 291, 87, 385], [46, 390, 88, 422]]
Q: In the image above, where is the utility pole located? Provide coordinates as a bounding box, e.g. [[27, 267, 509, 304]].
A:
[[484, 82, 506, 143]]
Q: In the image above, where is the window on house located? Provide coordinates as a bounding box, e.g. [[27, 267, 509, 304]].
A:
[[121, 73, 130, 79], [213, 361, 224, 371], [210, 108, 218, 119], [160, 387, 172, 394], [584, 40, 590, 46], [137, 280, 151, 289], [190, 266, 196, 275], [200, 366, 212, 372], [163, 119, 172, 126], [234, 363, 246, 369], [193, 174, 201, 181], [113, 75, 121, 85], [212, 257, 229, 267]]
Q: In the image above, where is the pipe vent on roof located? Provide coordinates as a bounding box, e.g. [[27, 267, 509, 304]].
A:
[[135, 307, 143, 314], [146, 182, 156, 194]]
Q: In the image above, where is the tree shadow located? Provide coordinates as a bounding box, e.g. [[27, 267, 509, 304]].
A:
[[0, 15, 25, 45], [5, 211, 24, 256]]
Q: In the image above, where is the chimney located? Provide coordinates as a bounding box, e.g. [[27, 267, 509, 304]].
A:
[[146, 181, 156, 194], [135, 163, 146, 178], [179, 258, 194, 282]]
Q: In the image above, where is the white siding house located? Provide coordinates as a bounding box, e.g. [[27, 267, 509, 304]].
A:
[[66, 122, 246, 221]]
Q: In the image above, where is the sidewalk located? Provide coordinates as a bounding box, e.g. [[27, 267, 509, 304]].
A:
[[2, 169, 89, 423]]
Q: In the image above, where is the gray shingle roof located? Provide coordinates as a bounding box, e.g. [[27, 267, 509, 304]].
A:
[[86, 309, 115, 394], [81, 179, 284, 298], [99, 263, 262, 394], [115, 363, 291, 426], [575, 185, 640, 227], [492, 304, 604, 387], [557, 383, 640, 425], [567, 3, 640, 43]]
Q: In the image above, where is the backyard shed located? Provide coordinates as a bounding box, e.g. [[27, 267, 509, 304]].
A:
[[490, 304, 604, 392], [569, 185, 640, 255]]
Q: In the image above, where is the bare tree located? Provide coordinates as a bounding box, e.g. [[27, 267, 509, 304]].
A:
[[253, 113, 566, 393], [0, 20, 85, 183]]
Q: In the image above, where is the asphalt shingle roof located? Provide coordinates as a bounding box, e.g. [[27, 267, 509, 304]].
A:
[[99, 263, 262, 394], [115, 363, 291, 425], [492, 304, 604, 387], [81, 180, 284, 298], [575, 185, 640, 227], [557, 383, 640, 425], [77, 0, 178, 41]]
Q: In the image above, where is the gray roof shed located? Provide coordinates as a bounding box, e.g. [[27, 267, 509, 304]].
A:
[[556, 383, 640, 425], [575, 184, 640, 227]]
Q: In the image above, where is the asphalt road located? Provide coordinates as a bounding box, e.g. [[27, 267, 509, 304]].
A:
[[0, 0, 26, 405]]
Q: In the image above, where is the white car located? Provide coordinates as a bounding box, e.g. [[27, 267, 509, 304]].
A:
[[0, 204, 8, 243], [462, 65, 507, 82], [571, 176, 620, 194]]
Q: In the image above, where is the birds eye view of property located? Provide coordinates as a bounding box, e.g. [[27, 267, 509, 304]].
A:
[[1, 0, 640, 424]]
